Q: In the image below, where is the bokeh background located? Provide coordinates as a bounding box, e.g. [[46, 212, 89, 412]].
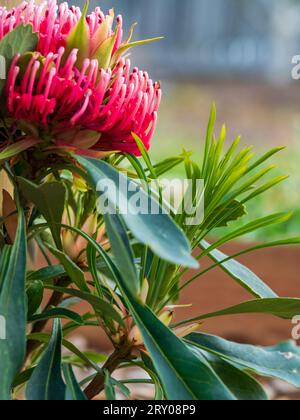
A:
[[69, 0, 300, 241]]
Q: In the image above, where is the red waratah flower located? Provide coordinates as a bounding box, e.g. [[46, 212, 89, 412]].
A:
[[0, 1, 162, 157]]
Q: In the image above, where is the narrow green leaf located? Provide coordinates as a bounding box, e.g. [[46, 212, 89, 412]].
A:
[[84, 242, 235, 400], [77, 156, 198, 268], [18, 178, 66, 249], [26, 320, 66, 401], [63, 364, 87, 401], [64, 1, 89, 67], [48, 246, 89, 293], [193, 348, 268, 400], [28, 332, 101, 372], [0, 138, 39, 162], [104, 213, 140, 296], [27, 265, 65, 283], [94, 29, 117, 69], [124, 297, 235, 400], [0, 207, 27, 400], [200, 240, 277, 298], [45, 285, 124, 326], [26, 280, 44, 317], [114, 36, 163, 60], [201, 212, 292, 256], [187, 333, 300, 389], [28, 308, 84, 325], [178, 298, 300, 325], [104, 370, 117, 400]]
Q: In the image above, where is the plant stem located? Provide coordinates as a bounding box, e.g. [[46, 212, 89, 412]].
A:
[[84, 344, 132, 400]]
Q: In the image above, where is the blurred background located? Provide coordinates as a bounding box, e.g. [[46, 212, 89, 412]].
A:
[[69, 0, 300, 241]]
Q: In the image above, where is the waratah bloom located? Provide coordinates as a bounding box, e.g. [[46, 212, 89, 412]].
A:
[[0, 1, 161, 156]]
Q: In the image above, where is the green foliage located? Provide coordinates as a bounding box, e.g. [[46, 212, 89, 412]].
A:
[[187, 333, 300, 388], [26, 320, 66, 401], [0, 203, 27, 400], [1, 105, 300, 401], [0, 25, 38, 97]]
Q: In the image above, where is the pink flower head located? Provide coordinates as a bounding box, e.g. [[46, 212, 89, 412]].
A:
[[0, 1, 161, 156]]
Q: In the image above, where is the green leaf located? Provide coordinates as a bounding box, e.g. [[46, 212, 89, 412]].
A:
[[45, 285, 124, 327], [27, 265, 65, 283], [64, 1, 89, 68], [0, 138, 39, 162], [94, 29, 117, 70], [104, 213, 140, 296], [0, 24, 38, 96], [26, 280, 44, 317], [201, 212, 292, 256], [131, 132, 157, 179], [209, 200, 247, 228], [77, 157, 198, 268], [0, 207, 27, 400], [18, 178, 66, 249], [63, 351, 107, 367], [113, 36, 163, 64], [87, 244, 235, 400], [187, 333, 300, 389], [26, 320, 66, 401], [129, 299, 235, 400], [28, 308, 84, 325], [63, 364, 87, 401], [13, 367, 35, 389], [47, 246, 89, 293], [104, 370, 117, 400], [200, 240, 277, 298], [193, 348, 268, 400], [28, 332, 101, 372], [181, 298, 300, 323]]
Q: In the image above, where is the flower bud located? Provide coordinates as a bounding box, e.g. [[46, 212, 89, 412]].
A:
[[139, 278, 149, 304], [173, 323, 202, 338], [129, 325, 143, 347], [159, 310, 174, 327]]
